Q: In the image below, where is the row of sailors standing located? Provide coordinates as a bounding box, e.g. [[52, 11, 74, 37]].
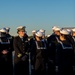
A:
[[30, 26, 75, 75], [0, 25, 75, 75], [47, 26, 75, 75], [13, 26, 48, 75]]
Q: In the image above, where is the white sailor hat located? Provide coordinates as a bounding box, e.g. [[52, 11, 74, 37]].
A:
[[39, 29, 45, 33], [47, 35, 50, 37], [17, 26, 26, 32], [66, 29, 72, 34], [52, 26, 58, 30], [72, 28, 75, 32], [54, 27, 61, 31], [66, 29, 71, 32], [4, 27, 10, 32], [35, 31, 43, 37], [0, 28, 7, 33], [60, 29, 69, 35], [32, 30, 37, 33], [17, 26, 26, 30], [6, 27, 10, 30]]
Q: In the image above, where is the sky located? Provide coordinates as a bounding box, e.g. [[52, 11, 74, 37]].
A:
[[0, 0, 75, 36]]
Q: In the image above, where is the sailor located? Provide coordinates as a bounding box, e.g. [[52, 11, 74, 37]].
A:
[[72, 28, 75, 73], [39, 29, 47, 46], [3, 27, 14, 70], [0, 28, 13, 75], [3, 27, 14, 51], [39, 29, 45, 39], [55, 29, 74, 75], [66, 29, 74, 47], [32, 30, 37, 38], [30, 30, 37, 42], [47, 26, 61, 75], [30, 31, 48, 75], [3, 27, 11, 38], [47, 26, 61, 46], [29, 30, 37, 52], [13, 26, 30, 75]]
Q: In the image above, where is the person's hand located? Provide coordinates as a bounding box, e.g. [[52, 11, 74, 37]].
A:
[[21, 55, 28, 61], [2, 50, 8, 54]]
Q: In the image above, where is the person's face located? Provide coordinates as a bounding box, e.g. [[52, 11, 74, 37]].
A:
[[32, 32, 36, 36], [72, 32, 75, 36], [18, 30, 25, 37], [54, 31, 60, 36], [35, 36, 42, 41]]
